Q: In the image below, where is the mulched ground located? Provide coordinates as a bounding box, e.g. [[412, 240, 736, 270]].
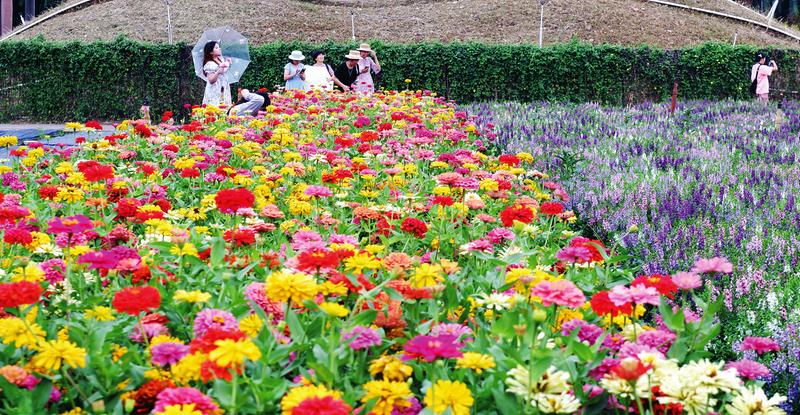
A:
[[14, 0, 800, 47]]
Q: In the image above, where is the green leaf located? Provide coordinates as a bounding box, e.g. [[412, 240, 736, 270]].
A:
[[491, 387, 521, 415]]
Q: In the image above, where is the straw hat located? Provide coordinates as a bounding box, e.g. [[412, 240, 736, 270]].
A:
[[357, 43, 373, 53], [288, 50, 305, 61], [345, 50, 362, 60]]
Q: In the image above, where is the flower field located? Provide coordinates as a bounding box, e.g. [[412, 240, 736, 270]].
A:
[[471, 99, 800, 411], [0, 92, 787, 415]]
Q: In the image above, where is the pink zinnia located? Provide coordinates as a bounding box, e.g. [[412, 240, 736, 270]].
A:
[[531, 280, 586, 308], [555, 246, 594, 264], [193, 309, 237, 337], [741, 336, 781, 354], [628, 284, 660, 305], [672, 272, 702, 290], [151, 342, 189, 367], [77, 251, 119, 270], [343, 326, 382, 350], [153, 387, 219, 415], [608, 285, 632, 307], [304, 185, 333, 198], [402, 334, 463, 362], [47, 215, 94, 234], [726, 360, 771, 380], [244, 282, 285, 322], [691, 257, 733, 274]]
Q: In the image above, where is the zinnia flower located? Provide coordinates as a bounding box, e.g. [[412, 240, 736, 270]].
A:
[[531, 280, 586, 308], [726, 360, 771, 380], [499, 204, 535, 227], [214, 188, 255, 214], [151, 342, 190, 367], [153, 387, 219, 415], [671, 271, 701, 290], [265, 271, 319, 306], [31, 339, 87, 371], [193, 309, 238, 337], [361, 380, 413, 415], [740, 336, 781, 354], [0, 281, 42, 308], [402, 334, 463, 362], [691, 257, 733, 274], [291, 396, 351, 415], [423, 380, 473, 415], [343, 326, 382, 350], [112, 286, 161, 315]]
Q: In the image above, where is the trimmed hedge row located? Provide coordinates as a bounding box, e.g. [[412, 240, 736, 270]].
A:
[[0, 36, 798, 121]]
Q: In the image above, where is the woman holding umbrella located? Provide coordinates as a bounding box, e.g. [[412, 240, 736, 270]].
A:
[[202, 41, 232, 107]]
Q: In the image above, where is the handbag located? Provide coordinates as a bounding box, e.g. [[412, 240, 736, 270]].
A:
[[749, 64, 761, 95]]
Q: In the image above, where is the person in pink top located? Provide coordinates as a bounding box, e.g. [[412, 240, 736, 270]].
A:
[[751, 52, 778, 102], [354, 43, 381, 94]]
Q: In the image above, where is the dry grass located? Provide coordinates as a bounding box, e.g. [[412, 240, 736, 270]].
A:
[[13, 0, 800, 48]]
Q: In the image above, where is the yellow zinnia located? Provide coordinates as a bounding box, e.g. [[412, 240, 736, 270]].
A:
[[265, 271, 319, 306], [208, 338, 261, 367], [31, 339, 87, 371], [361, 380, 413, 415], [455, 352, 496, 374], [423, 380, 474, 415]]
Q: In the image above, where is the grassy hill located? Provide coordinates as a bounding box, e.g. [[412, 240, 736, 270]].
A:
[[11, 0, 800, 47]]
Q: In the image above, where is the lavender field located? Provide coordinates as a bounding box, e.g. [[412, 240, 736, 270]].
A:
[[471, 100, 800, 408]]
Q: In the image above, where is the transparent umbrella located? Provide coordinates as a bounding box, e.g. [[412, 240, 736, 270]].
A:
[[192, 26, 250, 84]]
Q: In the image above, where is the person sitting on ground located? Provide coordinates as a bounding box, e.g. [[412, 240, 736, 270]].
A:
[[354, 43, 381, 94], [334, 50, 362, 92], [752, 52, 778, 103], [228, 88, 270, 117], [284, 51, 306, 91], [304, 50, 349, 92]]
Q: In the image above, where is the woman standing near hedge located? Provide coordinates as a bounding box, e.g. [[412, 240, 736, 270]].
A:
[[202, 41, 232, 107], [284, 51, 306, 90]]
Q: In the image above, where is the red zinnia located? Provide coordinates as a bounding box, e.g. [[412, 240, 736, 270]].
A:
[[540, 201, 565, 215], [0, 281, 42, 308], [569, 237, 607, 262], [85, 120, 103, 130], [116, 198, 142, 219], [77, 160, 115, 182], [132, 379, 175, 415], [400, 217, 428, 238], [215, 188, 254, 214], [431, 196, 454, 206], [590, 290, 632, 317], [631, 274, 678, 299], [3, 228, 33, 245], [38, 185, 60, 200], [223, 228, 256, 246], [296, 249, 340, 274], [498, 154, 520, 166], [112, 286, 161, 315], [292, 396, 352, 415], [499, 205, 535, 227]]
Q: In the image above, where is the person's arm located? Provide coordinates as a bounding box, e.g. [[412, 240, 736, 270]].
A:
[[370, 53, 381, 73], [283, 65, 296, 81], [206, 64, 223, 84], [771, 61, 778, 72]]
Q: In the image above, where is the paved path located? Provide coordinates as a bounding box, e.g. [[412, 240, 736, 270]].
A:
[[0, 124, 115, 162]]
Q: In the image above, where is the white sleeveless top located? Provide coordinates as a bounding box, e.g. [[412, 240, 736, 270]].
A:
[[304, 65, 334, 91]]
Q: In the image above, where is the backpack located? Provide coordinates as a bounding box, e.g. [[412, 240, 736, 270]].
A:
[[750, 65, 761, 95]]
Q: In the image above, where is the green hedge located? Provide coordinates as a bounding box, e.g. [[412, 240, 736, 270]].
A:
[[0, 36, 797, 121]]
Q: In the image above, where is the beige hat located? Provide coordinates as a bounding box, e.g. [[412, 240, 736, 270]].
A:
[[357, 43, 373, 53], [345, 50, 361, 60]]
